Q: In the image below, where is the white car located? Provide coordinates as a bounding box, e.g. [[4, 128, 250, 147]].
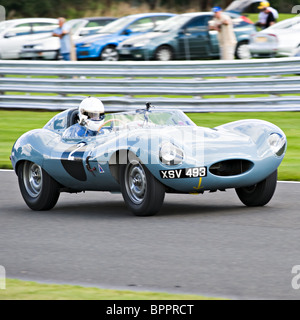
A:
[[0, 18, 58, 59], [20, 17, 115, 60], [249, 16, 300, 58]]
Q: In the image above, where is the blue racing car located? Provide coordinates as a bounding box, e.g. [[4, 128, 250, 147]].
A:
[[11, 105, 287, 216]]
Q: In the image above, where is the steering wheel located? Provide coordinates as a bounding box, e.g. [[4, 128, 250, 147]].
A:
[[97, 119, 126, 132]]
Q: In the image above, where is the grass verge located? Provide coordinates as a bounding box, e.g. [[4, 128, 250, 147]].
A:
[[0, 279, 221, 300], [0, 110, 299, 181]]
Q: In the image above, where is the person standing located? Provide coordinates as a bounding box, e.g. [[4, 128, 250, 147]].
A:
[[209, 7, 237, 60], [52, 17, 72, 61], [256, 1, 278, 29], [264, 7, 276, 29]]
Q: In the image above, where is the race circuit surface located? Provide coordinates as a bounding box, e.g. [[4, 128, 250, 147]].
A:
[[0, 170, 300, 300]]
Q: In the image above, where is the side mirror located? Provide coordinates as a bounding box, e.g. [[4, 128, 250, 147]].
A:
[[4, 32, 16, 38], [123, 29, 132, 36], [79, 30, 89, 36]]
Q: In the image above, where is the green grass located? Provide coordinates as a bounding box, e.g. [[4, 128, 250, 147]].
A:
[[246, 13, 294, 23], [1, 110, 299, 180], [0, 279, 221, 300]]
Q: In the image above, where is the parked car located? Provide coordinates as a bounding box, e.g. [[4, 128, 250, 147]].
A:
[[117, 12, 255, 61], [11, 104, 286, 216], [249, 16, 300, 58], [0, 18, 58, 59], [75, 13, 175, 61], [20, 17, 116, 60]]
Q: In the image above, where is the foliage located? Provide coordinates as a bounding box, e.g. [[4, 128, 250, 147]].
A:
[[2, 0, 300, 19]]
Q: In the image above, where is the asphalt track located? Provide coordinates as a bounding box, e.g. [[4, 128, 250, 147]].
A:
[[1, 169, 300, 300]]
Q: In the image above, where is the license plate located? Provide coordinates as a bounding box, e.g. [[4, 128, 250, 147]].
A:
[[21, 52, 34, 57], [120, 49, 130, 55], [160, 167, 207, 179], [255, 37, 267, 43]]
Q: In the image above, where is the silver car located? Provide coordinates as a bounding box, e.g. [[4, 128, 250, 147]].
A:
[[0, 18, 58, 59], [20, 17, 116, 60], [249, 16, 300, 58]]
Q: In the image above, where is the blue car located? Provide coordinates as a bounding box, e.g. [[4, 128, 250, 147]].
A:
[[11, 105, 286, 216], [75, 13, 175, 61]]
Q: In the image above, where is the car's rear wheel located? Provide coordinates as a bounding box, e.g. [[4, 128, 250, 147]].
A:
[[155, 45, 173, 61], [235, 41, 251, 60], [235, 170, 277, 206], [100, 45, 119, 61], [120, 159, 165, 216], [17, 161, 60, 211]]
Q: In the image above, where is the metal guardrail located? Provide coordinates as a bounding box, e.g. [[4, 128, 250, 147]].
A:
[[1, 58, 300, 112]]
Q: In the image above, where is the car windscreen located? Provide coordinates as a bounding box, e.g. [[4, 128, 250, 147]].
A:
[[153, 15, 192, 32], [267, 18, 300, 30], [96, 16, 136, 34], [105, 110, 196, 128], [65, 19, 86, 33], [0, 21, 14, 33]]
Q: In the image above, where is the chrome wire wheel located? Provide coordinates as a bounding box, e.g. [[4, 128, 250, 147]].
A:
[[23, 162, 43, 198], [124, 162, 147, 205]]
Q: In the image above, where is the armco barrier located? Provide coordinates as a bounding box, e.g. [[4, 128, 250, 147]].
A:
[[1, 58, 300, 112]]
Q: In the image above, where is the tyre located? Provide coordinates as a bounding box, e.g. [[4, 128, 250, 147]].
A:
[[17, 161, 60, 211], [235, 41, 251, 60], [100, 46, 119, 61], [119, 159, 165, 216], [155, 45, 173, 61], [235, 170, 277, 207]]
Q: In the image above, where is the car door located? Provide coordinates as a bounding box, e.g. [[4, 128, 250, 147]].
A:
[[177, 15, 211, 59]]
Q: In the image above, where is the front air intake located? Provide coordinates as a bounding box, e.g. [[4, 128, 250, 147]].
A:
[[209, 160, 253, 177]]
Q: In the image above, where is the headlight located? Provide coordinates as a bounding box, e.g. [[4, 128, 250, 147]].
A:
[[34, 45, 44, 50], [268, 133, 286, 156], [133, 40, 150, 48], [159, 142, 184, 165], [80, 43, 91, 48]]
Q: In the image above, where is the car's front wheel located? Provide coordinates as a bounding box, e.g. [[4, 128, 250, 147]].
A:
[[155, 45, 173, 61], [235, 170, 277, 206], [100, 45, 119, 61], [17, 161, 60, 211], [120, 159, 165, 216]]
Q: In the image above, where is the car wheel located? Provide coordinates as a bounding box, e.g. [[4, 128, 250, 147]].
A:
[[235, 170, 277, 206], [119, 159, 165, 216], [155, 45, 173, 61], [235, 41, 251, 60], [100, 45, 119, 61], [17, 161, 60, 211]]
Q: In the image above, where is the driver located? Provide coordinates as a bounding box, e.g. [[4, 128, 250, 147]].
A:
[[64, 97, 105, 138]]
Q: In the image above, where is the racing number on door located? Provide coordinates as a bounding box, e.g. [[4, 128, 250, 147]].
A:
[[61, 142, 88, 181]]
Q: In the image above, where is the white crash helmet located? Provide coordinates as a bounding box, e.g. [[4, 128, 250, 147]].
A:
[[78, 97, 105, 132]]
